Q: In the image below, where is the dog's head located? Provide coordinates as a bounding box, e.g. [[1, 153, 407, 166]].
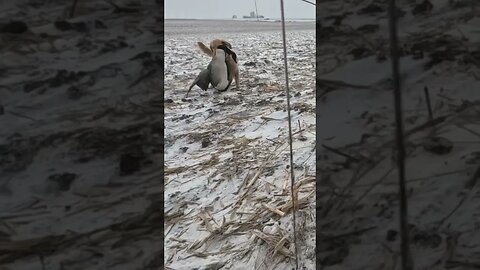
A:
[[211, 40, 237, 63], [210, 39, 232, 54]]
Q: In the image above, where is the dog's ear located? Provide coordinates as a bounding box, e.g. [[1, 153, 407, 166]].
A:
[[230, 50, 237, 63], [218, 45, 237, 63], [221, 41, 232, 49]]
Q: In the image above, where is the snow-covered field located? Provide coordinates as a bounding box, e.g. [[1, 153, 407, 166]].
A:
[[2, 0, 479, 269], [316, 0, 480, 269], [0, 1, 162, 269], [164, 20, 316, 269]]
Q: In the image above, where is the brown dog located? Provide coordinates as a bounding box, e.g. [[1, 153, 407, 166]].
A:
[[197, 39, 240, 89]]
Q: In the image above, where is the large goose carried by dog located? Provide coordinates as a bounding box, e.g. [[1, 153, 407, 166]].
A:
[[198, 39, 240, 89], [186, 39, 239, 98]]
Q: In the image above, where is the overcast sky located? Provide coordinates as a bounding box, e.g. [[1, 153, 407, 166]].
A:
[[165, 0, 315, 19]]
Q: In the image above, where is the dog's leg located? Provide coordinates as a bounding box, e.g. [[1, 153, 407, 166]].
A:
[[234, 69, 240, 89]]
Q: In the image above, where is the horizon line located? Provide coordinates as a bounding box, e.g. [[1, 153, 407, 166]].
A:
[[164, 17, 315, 20]]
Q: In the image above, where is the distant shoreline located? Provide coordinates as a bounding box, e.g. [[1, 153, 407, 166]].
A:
[[165, 18, 315, 22], [165, 18, 314, 35]]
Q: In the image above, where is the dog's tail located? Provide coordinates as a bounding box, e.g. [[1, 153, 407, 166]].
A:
[[196, 42, 214, 57]]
